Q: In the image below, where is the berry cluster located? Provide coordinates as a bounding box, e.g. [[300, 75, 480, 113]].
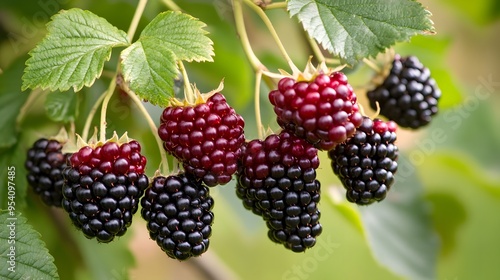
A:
[[24, 53, 435, 259], [141, 174, 214, 260], [158, 93, 245, 186], [236, 131, 322, 252], [25, 138, 71, 207], [367, 55, 441, 128], [62, 140, 148, 243], [328, 117, 398, 205], [269, 72, 363, 150]]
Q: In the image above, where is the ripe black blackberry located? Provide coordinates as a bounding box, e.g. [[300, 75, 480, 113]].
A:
[[25, 138, 71, 207], [158, 92, 245, 187], [62, 139, 148, 243], [367, 54, 441, 128], [328, 117, 398, 205], [236, 131, 322, 252], [140, 174, 214, 260]]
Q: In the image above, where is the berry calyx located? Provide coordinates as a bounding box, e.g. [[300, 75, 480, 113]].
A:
[[236, 131, 322, 252], [158, 92, 245, 186], [367, 54, 441, 128], [328, 117, 399, 205], [269, 71, 363, 151], [25, 138, 71, 207], [141, 173, 214, 260], [62, 132, 148, 243]]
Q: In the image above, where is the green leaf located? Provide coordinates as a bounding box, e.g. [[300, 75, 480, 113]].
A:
[[120, 11, 214, 106], [22, 8, 129, 92], [288, 0, 434, 65], [0, 212, 59, 279], [140, 11, 214, 62], [121, 39, 178, 107], [0, 58, 30, 149], [44, 92, 79, 123], [0, 141, 28, 212], [359, 155, 439, 280]]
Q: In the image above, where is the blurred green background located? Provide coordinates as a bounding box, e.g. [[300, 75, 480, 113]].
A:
[[1, 0, 499, 279]]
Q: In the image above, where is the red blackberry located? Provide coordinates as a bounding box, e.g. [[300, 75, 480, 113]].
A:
[[25, 138, 71, 207], [269, 72, 363, 151], [328, 117, 398, 205], [140, 174, 214, 260], [158, 93, 245, 187], [62, 139, 148, 243], [236, 131, 322, 252], [367, 55, 441, 128]]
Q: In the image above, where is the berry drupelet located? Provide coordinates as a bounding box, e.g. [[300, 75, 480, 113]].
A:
[[141, 174, 214, 260], [25, 138, 71, 207], [237, 131, 322, 252], [62, 139, 148, 243], [269, 72, 363, 151], [158, 93, 245, 187], [367, 54, 441, 129], [329, 117, 399, 205]]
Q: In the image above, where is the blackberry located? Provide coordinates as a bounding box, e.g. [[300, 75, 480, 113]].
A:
[[62, 140, 148, 243], [158, 93, 245, 186], [25, 138, 71, 207], [140, 174, 214, 260], [269, 72, 363, 151], [367, 54, 441, 128], [328, 117, 399, 205], [236, 131, 322, 252]]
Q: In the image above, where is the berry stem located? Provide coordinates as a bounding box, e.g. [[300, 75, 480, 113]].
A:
[[123, 85, 170, 175], [99, 76, 118, 142], [254, 70, 264, 139], [82, 90, 106, 142], [126, 0, 149, 42], [262, 2, 287, 10], [161, 0, 182, 11], [99, 0, 149, 142], [242, 0, 300, 74], [363, 58, 382, 73], [232, 0, 267, 73], [178, 60, 195, 104], [16, 88, 46, 127]]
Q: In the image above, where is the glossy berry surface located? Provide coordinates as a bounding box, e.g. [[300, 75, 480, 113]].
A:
[[269, 72, 363, 151], [25, 138, 71, 207], [141, 174, 214, 260], [158, 93, 245, 186], [367, 55, 441, 128], [328, 117, 399, 205], [237, 131, 322, 252], [62, 140, 148, 243]]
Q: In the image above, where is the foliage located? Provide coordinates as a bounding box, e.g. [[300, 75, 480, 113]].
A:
[[0, 0, 499, 279]]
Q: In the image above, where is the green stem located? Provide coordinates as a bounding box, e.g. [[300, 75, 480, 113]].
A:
[[124, 87, 170, 175], [161, 0, 182, 11], [82, 90, 106, 142], [127, 0, 149, 42], [363, 58, 381, 73], [242, 0, 299, 73], [16, 88, 45, 126], [99, 76, 117, 142], [263, 2, 287, 10], [254, 71, 264, 139], [178, 60, 194, 103], [99, 0, 149, 142], [307, 35, 326, 63], [233, 0, 266, 73]]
